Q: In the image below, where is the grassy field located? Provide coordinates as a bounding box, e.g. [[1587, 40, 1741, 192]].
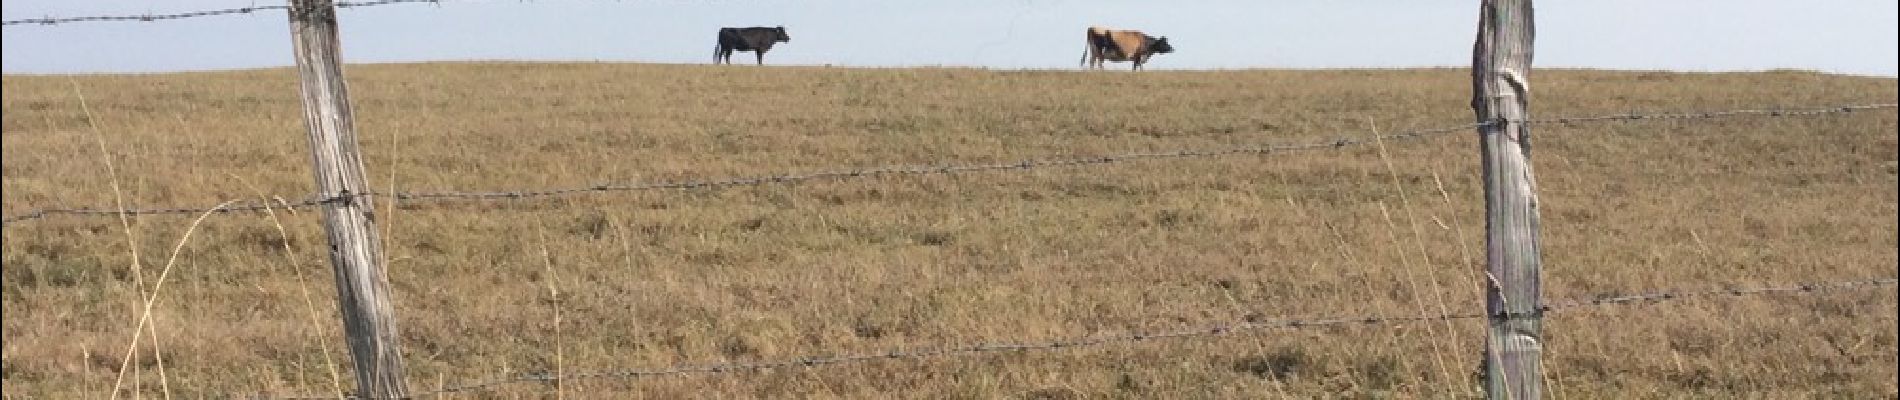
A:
[[2, 63, 1895, 398]]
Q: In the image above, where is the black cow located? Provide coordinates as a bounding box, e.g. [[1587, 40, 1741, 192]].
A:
[[715, 26, 792, 65]]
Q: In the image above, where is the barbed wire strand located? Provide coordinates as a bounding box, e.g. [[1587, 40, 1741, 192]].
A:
[[1, 121, 1479, 226], [1542, 277, 1898, 311], [2, 0, 440, 27], [5, 103, 1894, 227], [237, 276, 1900, 398], [261, 277, 1895, 399], [324, 277, 1900, 398], [1526, 103, 1895, 125]]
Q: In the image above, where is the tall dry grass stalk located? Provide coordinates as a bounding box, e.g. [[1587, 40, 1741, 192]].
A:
[[1369, 120, 1462, 393], [379, 122, 403, 301], [72, 78, 171, 400], [107, 200, 236, 398], [233, 173, 347, 399], [537, 227, 566, 399]]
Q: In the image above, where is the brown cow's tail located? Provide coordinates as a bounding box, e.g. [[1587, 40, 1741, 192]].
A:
[[1081, 42, 1096, 67]]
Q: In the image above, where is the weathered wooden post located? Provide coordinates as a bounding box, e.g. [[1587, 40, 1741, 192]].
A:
[[1472, 0, 1542, 399], [287, 0, 409, 397]]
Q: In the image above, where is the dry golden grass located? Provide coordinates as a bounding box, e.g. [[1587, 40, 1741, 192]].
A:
[[3, 63, 1895, 398]]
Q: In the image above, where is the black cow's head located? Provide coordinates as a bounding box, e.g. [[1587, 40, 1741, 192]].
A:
[[1146, 36, 1174, 54], [774, 26, 791, 43]]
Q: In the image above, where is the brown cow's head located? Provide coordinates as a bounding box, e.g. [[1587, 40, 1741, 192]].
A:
[[1147, 36, 1174, 55]]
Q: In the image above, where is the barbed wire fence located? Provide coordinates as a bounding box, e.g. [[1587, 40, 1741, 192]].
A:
[[2, 103, 1893, 227], [0, 0, 440, 27], [248, 277, 1893, 399], [6, 1, 1899, 399]]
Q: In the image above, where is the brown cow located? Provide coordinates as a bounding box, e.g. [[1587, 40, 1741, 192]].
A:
[[1081, 26, 1174, 70]]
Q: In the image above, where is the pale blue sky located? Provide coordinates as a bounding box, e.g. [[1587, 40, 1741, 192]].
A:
[[3, 0, 1896, 76]]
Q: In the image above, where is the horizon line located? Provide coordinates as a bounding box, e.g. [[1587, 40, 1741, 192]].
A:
[[7, 60, 1897, 79]]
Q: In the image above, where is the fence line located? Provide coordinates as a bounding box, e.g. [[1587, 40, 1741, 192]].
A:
[[253, 277, 1895, 399], [1526, 103, 1896, 125], [0, 0, 439, 27], [11, 119, 1485, 225], [3, 103, 1892, 228]]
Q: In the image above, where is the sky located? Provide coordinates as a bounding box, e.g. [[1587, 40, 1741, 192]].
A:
[[2, 0, 1896, 77]]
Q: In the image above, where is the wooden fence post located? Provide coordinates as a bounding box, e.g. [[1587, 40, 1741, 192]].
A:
[[1472, 0, 1542, 399], [287, 0, 409, 397]]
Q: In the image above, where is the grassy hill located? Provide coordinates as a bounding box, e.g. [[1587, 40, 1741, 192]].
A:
[[3, 63, 1895, 398]]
